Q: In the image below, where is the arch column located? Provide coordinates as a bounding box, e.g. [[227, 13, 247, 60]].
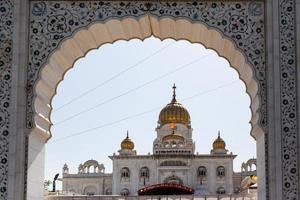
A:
[[0, 0, 299, 200], [29, 7, 265, 198]]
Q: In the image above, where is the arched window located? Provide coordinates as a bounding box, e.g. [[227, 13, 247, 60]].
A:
[[105, 188, 112, 195], [120, 188, 130, 196], [216, 187, 226, 194], [83, 185, 97, 195], [140, 167, 149, 178], [171, 141, 177, 148], [197, 166, 207, 177], [178, 142, 184, 147], [121, 167, 130, 178], [164, 175, 183, 185], [217, 166, 225, 177]]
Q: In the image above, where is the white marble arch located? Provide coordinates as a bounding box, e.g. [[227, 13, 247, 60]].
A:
[[28, 16, 264, 199]]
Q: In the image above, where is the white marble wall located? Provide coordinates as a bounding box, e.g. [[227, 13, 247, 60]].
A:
[[62, 175, 112, 195], [113, 157, 157, 195], [112, 155, 234, 196], [26, 132, 46, 200]]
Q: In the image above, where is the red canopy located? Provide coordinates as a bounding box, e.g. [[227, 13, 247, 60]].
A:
[[138, 183, 194, 195]]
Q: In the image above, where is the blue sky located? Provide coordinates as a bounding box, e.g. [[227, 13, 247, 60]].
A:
[[45, 36, 256, 183]]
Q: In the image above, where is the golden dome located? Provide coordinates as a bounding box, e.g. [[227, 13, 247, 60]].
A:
[[213, 132, 226, 150], [121, 131, 134, 150], [159, 84, 190, 126]]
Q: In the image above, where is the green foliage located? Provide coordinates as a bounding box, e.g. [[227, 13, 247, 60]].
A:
[[44, 180, 51, 191]]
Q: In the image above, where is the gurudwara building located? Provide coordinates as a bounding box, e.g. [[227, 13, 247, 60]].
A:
[[62, 85, 256, 196]]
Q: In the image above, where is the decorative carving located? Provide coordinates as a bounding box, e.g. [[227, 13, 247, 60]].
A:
[[0, 0, 298, 199], [279, 0, 298, 199], [0, 0, 13, 199], [27, 2, 268, 196], [27, 1, 266, 132]]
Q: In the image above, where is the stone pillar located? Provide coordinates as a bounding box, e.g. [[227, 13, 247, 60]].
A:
[[26, 131, 47, 200], [5, 0, 30, 199], [297, 1, 300, 198], [266, 0, 299, 200], [256, 133, 266, 199]]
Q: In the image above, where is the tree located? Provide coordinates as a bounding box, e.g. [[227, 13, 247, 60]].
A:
[[44, 180, 51, 191]]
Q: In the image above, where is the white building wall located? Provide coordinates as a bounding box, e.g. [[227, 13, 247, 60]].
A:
[[112, 156, 235, 196], [191, 157, 234, 195], [62, 175, 112, 195], [113, 157, 157, 195]]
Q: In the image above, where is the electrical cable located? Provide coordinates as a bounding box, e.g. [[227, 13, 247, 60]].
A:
[[54, 53, 214, 125], [53, 41, 175, 112], [49, 80, 239, 143]]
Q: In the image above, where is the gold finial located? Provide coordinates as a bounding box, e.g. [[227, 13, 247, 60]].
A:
[[126, 130, 129, 139], [218, 130, 220, 138], [172, 84, 177, 103]]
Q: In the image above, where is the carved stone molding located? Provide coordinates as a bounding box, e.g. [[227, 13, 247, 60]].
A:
[[27, 1, 266, 130], [0, 0, 13, 199], [26, 0, 267, 197], [0, 0, 298, 199], [279, 0, 298, 199]]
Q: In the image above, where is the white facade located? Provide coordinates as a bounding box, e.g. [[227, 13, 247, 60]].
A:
[[62, 160, 112, 195], [110, 154, 235, 195], [62, 88, 244, 196], [110, 88, 236, 195]]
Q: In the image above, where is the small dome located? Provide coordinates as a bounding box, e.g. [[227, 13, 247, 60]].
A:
[[213, 132, 226, 150], [159, 84, 190, 126], [121, 131, 134, 150]]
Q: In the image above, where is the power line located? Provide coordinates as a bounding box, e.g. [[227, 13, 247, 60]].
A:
[[53, 41, 175, 112], [49, 106, 161, 143], [49, 80, 239, 143], [54, 53, 214, 126], [181, 80, 239, 102]]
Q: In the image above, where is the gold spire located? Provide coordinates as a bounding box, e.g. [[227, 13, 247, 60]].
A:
[[172, 83, 177, 103], [121, 131, 134, 150]]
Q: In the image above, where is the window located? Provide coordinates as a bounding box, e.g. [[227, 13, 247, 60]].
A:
[[120, 188, 130, 196], [164, 175, 183, 185], [216, 187, 226, 194], [121, 167, 130, 178], [105, 188, 112, 195], [197, 166, 207, 177], [178, 142, 184, 147], [164, 142, 170, 147], [140, 167, 149, 178], [171, 141, 177, 148], [217, 166, 225, 177]]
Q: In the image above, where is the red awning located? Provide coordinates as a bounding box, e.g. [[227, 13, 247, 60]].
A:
[[138, 183, 194, 195]]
